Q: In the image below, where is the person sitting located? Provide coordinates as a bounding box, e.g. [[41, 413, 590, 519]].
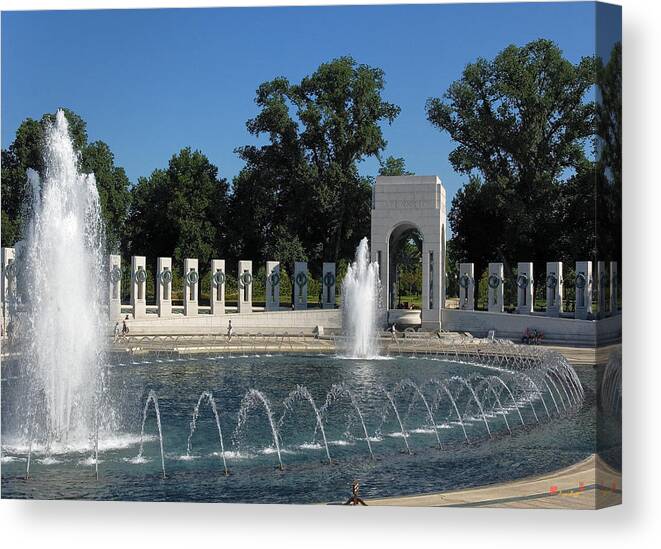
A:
[[344, 480, 367, 506]]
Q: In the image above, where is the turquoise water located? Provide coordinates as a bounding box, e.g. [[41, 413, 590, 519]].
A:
[[1, 354, 617, 503]]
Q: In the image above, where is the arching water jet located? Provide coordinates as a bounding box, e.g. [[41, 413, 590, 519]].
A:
[[187, 391, 229, 475], [235, 389, 283, 470], [135, 390, 166, 479], [280, 385, 332, 464]]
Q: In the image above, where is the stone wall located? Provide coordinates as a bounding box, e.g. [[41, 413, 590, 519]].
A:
[[121, 308, 342, 335], [440, 308, 621, 346]]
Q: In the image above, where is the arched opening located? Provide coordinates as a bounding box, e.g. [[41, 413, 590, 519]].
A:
[[388, 223, 423, 310]]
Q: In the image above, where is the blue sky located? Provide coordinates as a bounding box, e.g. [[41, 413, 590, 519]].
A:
[[1, 2, 618, 207]]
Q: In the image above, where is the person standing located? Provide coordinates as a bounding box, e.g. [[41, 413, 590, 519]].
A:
[[389, 322, 397, 341]]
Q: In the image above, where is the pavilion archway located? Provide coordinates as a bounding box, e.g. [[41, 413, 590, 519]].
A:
[[370, 176, 447, 331]]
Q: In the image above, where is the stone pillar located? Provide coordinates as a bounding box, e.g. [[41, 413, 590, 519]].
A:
[[458, 263, 475, 311], [322, 262, 336, 309], [516, 262, 534, 315], [131, 255, 147, 319], [265, 261, 280, 311], [597, 260, 607, 319], [108, 254, 122, 320], [610, 261, 618, 314], [422, 249, 430, 312], [157, 257, 172, 318], [545, 261, 563, 317], [2, 247, 17, 322], [487, 262, 504, 313], [211, 259, 226, 316], [575, 261, 593, 320], [184, 258, 199, 316], [294, 261, 308, 310], [238, 260, 253, 313], [373, 248, 386, 310]]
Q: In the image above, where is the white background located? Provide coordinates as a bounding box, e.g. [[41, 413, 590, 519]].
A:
[[0, 1, 659, 547]]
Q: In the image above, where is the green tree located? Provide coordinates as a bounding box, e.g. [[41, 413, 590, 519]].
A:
[[393, 230, 422, 306], [378, 156, 413, 176], [596, 42, 621, 263], [124, 147, 229, 268], [262, 225, 308, 303], [80, 141, 131, 251], [445, 238, 460, 298], [1, 108, 130, 251], [231, 56, 400, 268], [426, 39, 597, 277]]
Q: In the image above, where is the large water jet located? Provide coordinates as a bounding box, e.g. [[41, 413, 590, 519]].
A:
[[16, 110, 110, 453], [341, 237, 382, 358]]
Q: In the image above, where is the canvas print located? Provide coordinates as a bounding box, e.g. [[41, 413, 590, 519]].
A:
[[0, 2, 621, 508]]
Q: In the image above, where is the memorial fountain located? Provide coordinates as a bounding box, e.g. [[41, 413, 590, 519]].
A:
[[0, 113, 595, 503]]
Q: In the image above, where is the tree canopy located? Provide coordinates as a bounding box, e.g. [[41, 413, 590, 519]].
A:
[[229, 56, 400, 268], [595, 42, 622, 263], [1, 44, 620, 291], [378, 156, 413, 177], [426, 39, 600, 275], [1, 108, 130, 251], [123, 147, 229, 267]]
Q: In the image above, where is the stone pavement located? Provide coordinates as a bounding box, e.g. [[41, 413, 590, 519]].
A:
[[366, 454, 621, 509]]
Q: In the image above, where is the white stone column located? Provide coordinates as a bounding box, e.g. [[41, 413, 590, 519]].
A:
[[545, 261, 563, 317], [372, 247, 387, 310], [184, 258, 199, 316], [157, 257, 172, 317], [575, 261, 593, 320], [610, 261, 618, 314], [516, 262, 534, 315], [421, 244, 444, 331], [322, 262, 336, 309], [2, 247, 17, 322], [458, 263, 475, 311], [421, 247, 430, 313], [294, 261, 308, 310], [108, 254, 122, 320], [211, 259, 225, 316], [265, 261, 280, 311], [487, 262, 504, 313], [131, 255, 147, 319], [597, 260, 607, 318], [238, 260, 253, 313]]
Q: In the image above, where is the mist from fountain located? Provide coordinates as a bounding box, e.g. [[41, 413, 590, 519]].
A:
[[17, 110, 109, 452], [341, 237, 382, 359]]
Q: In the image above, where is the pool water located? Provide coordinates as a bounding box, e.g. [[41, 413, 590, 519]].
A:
[[1, 353, 620, 503]]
